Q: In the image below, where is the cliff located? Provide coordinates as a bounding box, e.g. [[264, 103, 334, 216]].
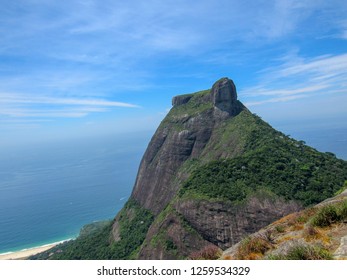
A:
[[35, 77, 347, 260]]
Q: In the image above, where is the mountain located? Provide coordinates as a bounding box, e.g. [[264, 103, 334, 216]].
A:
[[32, 78, 347, 260]]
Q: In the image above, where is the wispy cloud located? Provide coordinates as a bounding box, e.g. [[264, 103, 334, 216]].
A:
[[0, 108, 100, 118], [0, 93, 138, 107], [1, 0, 347, 133], [0, 92, 138, 118], [241, 53, 347, 106], [245, 94, 310, 106], [0, 1, 335, 57]]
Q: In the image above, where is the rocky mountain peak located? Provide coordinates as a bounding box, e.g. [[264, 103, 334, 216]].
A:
[[172, 77, 239, 116], [211, 77, 237, 113], [172, 94, 193, 107]]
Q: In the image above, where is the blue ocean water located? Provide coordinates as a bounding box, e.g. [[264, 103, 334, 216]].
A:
[[276, 125, 347, 161], [0, 125, 346, 255], [0, 132, 151, 254]]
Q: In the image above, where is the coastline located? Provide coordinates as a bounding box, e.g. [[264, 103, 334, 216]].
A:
[[0, 239, 72, 260]]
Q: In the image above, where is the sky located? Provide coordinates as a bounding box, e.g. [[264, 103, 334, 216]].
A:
[[1, 0, 347, 148]]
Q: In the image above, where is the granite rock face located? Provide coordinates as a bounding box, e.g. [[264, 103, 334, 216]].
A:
[[131, 78, 244, 215], [174, 197, 301, 249], [172, 94, 193, 107], [137, 211, 212, 259], [210, 78, 237, 114]]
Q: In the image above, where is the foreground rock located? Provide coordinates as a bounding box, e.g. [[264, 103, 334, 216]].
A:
[[222, 188, 347, 260]]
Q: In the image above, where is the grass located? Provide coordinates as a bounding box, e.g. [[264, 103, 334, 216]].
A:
[[303, 225, 331, 244], [275, 225, 285, 233], [159, 89, 213, 130], [311, 201, 347, 227], [267, 244, 333, 260], [235, 234, 274, 260]]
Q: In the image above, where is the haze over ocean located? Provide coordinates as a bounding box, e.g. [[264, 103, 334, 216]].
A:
[[0, 122, 345, 255]]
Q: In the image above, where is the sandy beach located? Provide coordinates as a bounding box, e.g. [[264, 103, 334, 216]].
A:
[[0, 240, 68, 260]]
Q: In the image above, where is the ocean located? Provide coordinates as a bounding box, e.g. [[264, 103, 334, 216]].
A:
[[0, 126, 346, 255], [276, 124, 347, 161], [0, 132, 151, 255]]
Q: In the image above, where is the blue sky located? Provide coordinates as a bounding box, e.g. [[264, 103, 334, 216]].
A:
[[1, 0, 347, 147]]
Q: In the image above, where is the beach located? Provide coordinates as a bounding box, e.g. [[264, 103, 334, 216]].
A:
[[0, 241, 67, 260]]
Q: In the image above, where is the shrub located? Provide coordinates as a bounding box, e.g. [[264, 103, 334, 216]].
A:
[[311, 201, 347, 227], [268, 244, 333, 260], [260, 230, 275, 244], [337, 201, 347, 219], [304, 225, 319, 237], [311, 204, 339, 227], [189, 245, 222, 260], [275, 225, 285, 233], [285, 245, 332, 260], [236, 235, 273, 260]]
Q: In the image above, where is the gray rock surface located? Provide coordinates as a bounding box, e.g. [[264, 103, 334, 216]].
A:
[[175, 197, 301, 249], [131, 78, 244, 215], [172, 94, 193, 106], [334, 235, 347, 259], [211, 78, 237, 114]]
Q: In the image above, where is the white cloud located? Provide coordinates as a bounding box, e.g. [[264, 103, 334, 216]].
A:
[[0, 107, 107, 118], [245, 94, 309, 106], [0, 92, 138, 119], [240, 53, 347, 107], [0, 94, 138, 107], [0, 1, 332, 56], [242, 84, 329, 97], [1, 0, 347, 125]]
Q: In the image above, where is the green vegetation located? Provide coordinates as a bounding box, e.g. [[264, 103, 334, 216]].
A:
[[148, 205, 204, 258], [31, 199, 154, 260], [179, 113, 347, 206], [159, 89, 213, 130], [236, 234, 274, 260], [267, 244, 333, 260], [79, 220, 111, 237], [111, 199, 154, 259], [335, 180, 347, 195], [275, 225, 285, 233], [30, 221, 114, 259], [311, 201, 347, 227]]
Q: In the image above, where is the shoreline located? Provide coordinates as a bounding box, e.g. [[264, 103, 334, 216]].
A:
[[0, 239, 72, 260]]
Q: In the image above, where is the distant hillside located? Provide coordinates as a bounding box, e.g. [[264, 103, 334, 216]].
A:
[[31, 78, 347, 260]]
